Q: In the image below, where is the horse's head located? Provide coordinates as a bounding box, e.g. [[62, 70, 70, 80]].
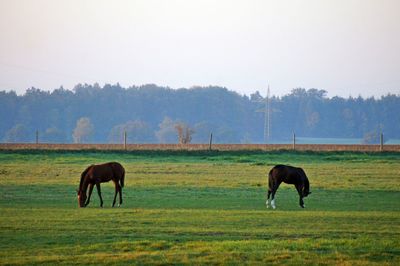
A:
[[77, 189, 86, 207], [302, 179, 311, 197]]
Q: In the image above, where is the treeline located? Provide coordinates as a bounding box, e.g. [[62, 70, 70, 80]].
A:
[[0, 84, 399, 144]]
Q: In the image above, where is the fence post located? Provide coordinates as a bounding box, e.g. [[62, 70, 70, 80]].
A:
[[209, 133, 213, 151], [124, 131, 127, 150], [292, 132, 296, 150], [35, 130, 39, 144], [380, 132, 384, 152]]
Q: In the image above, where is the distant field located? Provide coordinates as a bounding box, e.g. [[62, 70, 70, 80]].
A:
[[1, 142, 400, 151], [0, 150, 399, 265]]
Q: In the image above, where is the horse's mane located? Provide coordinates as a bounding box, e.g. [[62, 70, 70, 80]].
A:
[[79, 165, 93, 191]]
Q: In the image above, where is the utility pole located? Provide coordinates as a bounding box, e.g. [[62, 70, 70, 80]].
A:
[[266, 85, 271, 143], [124, 130, 127, 150], [293, 132, 296, 150], [255, 85, 271, 143], [209, 133, 213, 151]]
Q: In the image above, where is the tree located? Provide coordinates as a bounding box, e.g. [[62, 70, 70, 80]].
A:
[[175, 123, 195, 144], [3, 124, 30, 143], [155, 117, 178, 143], [42, 127, 67, 143], [72, 117, 94, 143], [192, 121, 214, 143], [362, 131, 380, 144], [250, 91, 263, 101], [215, 126, 237, 144], [108, 120, 151, 143], [1, 84, 399, 144]]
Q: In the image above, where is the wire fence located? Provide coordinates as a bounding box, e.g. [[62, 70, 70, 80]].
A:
[[1, 130, 400, 151], [1, 142, 400, 152]]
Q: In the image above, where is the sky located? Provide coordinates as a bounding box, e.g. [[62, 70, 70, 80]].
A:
[[0, 0, 399, 98]]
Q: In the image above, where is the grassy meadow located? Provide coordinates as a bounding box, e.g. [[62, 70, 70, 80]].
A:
[[0, 150, 399, 265]]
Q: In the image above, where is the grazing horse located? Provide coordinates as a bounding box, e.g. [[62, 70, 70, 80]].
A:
[[77, 162, 125, 208], [266, 164, 311, 209]]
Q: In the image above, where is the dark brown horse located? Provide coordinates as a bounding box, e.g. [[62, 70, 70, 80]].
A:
[[77, 162, 125, 208], [266, 164, 311, 209]]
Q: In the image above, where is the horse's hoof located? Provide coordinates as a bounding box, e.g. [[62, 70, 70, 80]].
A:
[[271, 199, 276, 209]]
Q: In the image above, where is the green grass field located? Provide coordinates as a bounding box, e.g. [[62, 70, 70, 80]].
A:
[[0, 150, 399, 265]]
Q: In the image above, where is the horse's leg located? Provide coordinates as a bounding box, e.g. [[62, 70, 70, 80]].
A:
[[96, 183, 103, 207], [295, 184, 305, 208], [112, 182, 120, 207], [85, 183, 94, 207], [266, 172, 273, 208], [118, 185, 123, 207], [270, 182, 281, 209], [266, 189, 272, 208]]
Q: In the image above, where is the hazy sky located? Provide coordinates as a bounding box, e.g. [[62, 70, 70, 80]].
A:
[[1, 0, 399, 97]]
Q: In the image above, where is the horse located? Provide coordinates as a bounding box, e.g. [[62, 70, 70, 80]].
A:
[[77, 162, 125, 208], [266, 164, 311, 209]]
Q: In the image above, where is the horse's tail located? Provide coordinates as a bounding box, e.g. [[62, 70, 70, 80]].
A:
[[110, 162, 125, 188], [268, 168, 273, 191]]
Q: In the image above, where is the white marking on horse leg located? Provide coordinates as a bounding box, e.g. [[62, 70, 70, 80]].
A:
[[271, 199, 276, 209], [266, 199, 269, 208]]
